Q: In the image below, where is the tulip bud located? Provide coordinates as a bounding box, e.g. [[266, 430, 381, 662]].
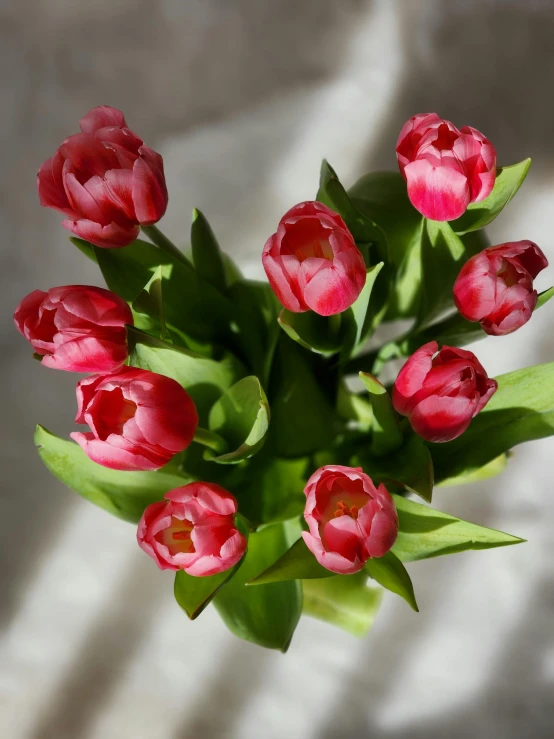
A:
[[37, 105, 168, 248], [70, 367, 198, 471], [137, 483, 247, 575], [262, 201, 366, 316], [302, 465, 398, 574], [14, 285, 132, 372], [396, 113, 496, 221], [392, 342, 497, 443], [453, 240, 548, 336]]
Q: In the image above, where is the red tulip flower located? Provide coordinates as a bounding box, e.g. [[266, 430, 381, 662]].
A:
[[392, 342, 497, 443], [453, 240, 548, 336], [14, 285, 132, 372], [262, 201, 366, 316], [396, 113, 496, 221], [302, 465, 398, 574], [137, 483, 247, 576], [71, 367, 198, 471], [37, 105, 168, 248]]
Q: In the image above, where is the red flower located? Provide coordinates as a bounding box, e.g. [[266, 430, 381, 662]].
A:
[[302, 465, 398, 574], [137, 483, 247, 576], [392, 342, 497, 443], [14, 285, 132, 372], [453, 241, 548, 336], [262, 201, 366, 316], [37, 105, 168, 248], [70, 367, 198, 471], [396, 113, 496, 221]]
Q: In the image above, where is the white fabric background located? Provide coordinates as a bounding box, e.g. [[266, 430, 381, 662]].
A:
[[1, 1, 554, 737]]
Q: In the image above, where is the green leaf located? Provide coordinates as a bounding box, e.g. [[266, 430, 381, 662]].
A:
[[70, 236, 97, 262], [227, 453, 309, 526], [405, 311, 484, 354], [451, 159, 532, 234], [417, 219, 467, 330], [317, 160, 385, 247], [127, 327, 244, 423], [268, 336, 340, 457], [430, 362, 554, 482], [191, 208, 227, 293], [206, 376, 270, 464], [337, 381, 373, 430], [278, 310, 343, 356], [249, 537, 332, 585], [537, 286, 554, 310], [131, 265, 167, 338], [359, 372, 402, 456], [302, 572, 383, 637], [391, 494, 525, 562], [437, 453, 508, 488], [213, 523, 302, 650], [342, 263, 385, 358], [227, 279, 280, 386], [358, 432, 434, 503], [365, 551, 418, 611], [35, 426, 190, 523], [174, 561, 242, 620], [80, 238, 233, 344], [348, 171, 423, 318]]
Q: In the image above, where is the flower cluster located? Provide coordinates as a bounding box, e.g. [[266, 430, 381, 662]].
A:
[[15, 106, 551, 650]]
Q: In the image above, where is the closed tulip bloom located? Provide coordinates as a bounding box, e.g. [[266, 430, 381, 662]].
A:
[[453, 241, 548, 336], [392, 342, 497, 443], [302, 465, 398, 574], [262, 201, 366, 316], [71, 367, 198, 471], [396, 113, 496, 221], [14, 285, 132, 372], [137, 483, 247, 575], [37, 105, 168, 248]]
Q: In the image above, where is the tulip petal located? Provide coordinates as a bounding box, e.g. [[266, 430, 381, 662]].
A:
[[57, 286, 132, 327], [366, 508, 399, 558], [392, 341, 437, 416], [132, 147, 168, 224], [63, 218, 139, 248], [322, 516, 361, 561], [37, 151, 74, 215], [165, 483, 237, 517], [79, 105, 127, 134], [59, 133, 118, 178], [405, 158, 470, 221], [63, 172, 107, 223], [104, 168, 137, 221], [302, 532, 362, 575], [41, 336, 128, 373], [453, 252, 497, 322], [262, 236, 305, 312], [409, 394, 478, 443], [302, 247, 366, 316], [70, 432, 162, 471]]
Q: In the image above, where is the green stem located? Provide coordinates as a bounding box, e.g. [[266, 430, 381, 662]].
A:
[[193, 427, 228, 454], [141, 225, 194, 269]]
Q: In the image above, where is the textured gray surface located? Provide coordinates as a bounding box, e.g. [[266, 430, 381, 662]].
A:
[[1, 1, 554, 737]]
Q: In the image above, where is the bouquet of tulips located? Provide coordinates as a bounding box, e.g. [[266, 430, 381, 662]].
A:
[[15, 107, 553, 651]]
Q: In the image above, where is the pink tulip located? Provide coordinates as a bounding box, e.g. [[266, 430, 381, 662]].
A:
[[392, 342, 497, 443], [14, 285, 132, 372], [262, 201, 366, 316], [37, 105, 168, 248], [137, 483, 247, 575], [453, 240, 548, 336], [302, 465, 398, 574], [71, 367, 198, 471], [396, 113, 496, 221]]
